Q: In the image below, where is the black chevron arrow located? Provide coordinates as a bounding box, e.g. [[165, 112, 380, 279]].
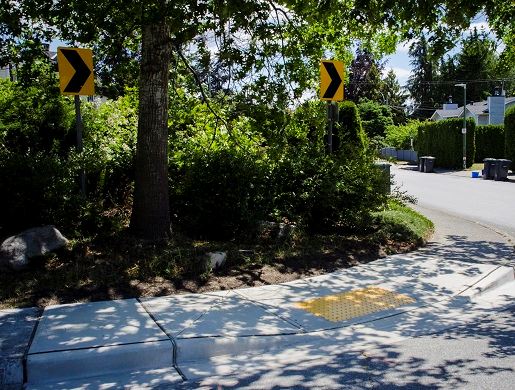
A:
[[61, 49, 91, 93], [322, 61, 342, 99]]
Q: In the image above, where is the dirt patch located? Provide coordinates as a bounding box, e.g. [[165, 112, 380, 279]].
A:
[[0, 231, 420, 309]]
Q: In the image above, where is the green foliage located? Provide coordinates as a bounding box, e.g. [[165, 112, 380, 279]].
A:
[[385, 121, 419, 149], [475, 125, 505, 162], [81, 92, 138, 201], [505, 106, 515, 169], [357, 100, 394, 138], [417, 118, 475, 168], [335, 101, 367, 151], [168, 95, 387, 239], [346, 48, 384, 103], [381, 69, 408, 124], [407, 35, 438, 118], [454, 29, 498, 103], [0, 78, 136, 238], [0, 78, 76, 236], [170, 147, 269, 240], [372, 201, 434, 244]]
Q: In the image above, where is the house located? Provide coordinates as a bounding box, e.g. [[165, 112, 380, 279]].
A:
[[0, 45, 57, 81], [431, 94, 515, 125]]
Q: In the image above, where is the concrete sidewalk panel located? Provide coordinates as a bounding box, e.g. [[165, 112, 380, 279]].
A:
[[26, 299, 173, 385], [236, 258, 503, 331], [143, 292, 301, 339], [29, 299, 167, 354], [27, 339, 173, 385], [0, 307, 40, 389], [140, 292, 231, 338]]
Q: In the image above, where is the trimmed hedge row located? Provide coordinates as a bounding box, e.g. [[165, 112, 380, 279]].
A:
[[475, 124, 505, 162], [506, 105, 515, 169], [334, 101, 367, 152], [417, 118, 475, 169]]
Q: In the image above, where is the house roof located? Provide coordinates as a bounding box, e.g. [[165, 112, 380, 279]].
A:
[[432, 96, 515, 120], [466, 102, 487, 115], [433, 108, 463, 118]]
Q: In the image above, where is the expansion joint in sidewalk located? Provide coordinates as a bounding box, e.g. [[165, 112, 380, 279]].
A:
[[136, 298, 187, 381], [22, 307, 44, 385]]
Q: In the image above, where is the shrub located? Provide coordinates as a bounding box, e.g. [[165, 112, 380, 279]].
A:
[[505, 105, 515, 169], [0, 78, 76, 236], [357, 100, 394, 138], [334, 101, 367, 152], [417, 118, 475, 168], [385, 121, 419, 149], [169, 97, 387, 238], [169, 147, 269, 240], [475, 124, 505, 162], [81, 91, 138, 202], [0, 78, 136, 238]]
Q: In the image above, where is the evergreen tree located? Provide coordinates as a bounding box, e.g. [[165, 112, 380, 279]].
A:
[[346, 48, 384, 103], [407, 35, 438, 118], [381, 69, 408, 124], [454, 28, 498, 103]]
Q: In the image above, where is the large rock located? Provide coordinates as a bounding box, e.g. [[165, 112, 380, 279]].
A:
[[0, 226, 68, 270]]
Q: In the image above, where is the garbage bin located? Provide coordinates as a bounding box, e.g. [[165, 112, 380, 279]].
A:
[[418, 157, 426, 172], [483, 158, 497, 180], [374, 162, 391, 194], [494, 159, 511, 181], [424, 156, 435, 173]]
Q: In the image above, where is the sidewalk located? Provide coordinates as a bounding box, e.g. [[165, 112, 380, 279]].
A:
[[1, 254, 514, 389]]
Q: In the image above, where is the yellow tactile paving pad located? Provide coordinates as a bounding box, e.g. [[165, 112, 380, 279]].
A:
[[295, 286, 415, 322]]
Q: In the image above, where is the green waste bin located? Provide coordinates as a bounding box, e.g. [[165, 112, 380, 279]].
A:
[[418, 157, 426, 172], [483, 158, 496, 180], [424, 156, 435, 173], [494, 159, 511, 181]]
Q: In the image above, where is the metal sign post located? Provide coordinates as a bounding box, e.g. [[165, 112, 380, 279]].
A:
[[57, 47, 94, 196], [320, 60, 344, 153], [74, 96, 86, 195]]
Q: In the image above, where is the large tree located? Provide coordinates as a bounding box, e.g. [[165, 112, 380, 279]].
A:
[[454, 28, 498, 103], [381, 69, 408, 124], [2, 0, 514, 240], [346, 48, 384, 103], [407, 35, 438, 118]]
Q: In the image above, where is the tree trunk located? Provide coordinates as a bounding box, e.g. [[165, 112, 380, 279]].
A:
[[130, 21, 171, 240]]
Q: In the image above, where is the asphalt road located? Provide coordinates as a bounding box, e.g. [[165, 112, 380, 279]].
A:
[[392, 164, 515, 239]]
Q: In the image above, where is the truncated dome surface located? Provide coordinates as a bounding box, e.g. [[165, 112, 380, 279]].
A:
[[295, 287, 415, 322]]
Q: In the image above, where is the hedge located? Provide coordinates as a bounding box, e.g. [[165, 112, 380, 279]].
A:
[[505, 105, 515, 170], [475, 125, 505, 162], [417, 118, 475, 169], [334, 101, 367, 152]]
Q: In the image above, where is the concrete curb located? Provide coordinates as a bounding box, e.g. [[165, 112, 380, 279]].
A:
[[26, 340, 173, 385], [460, 266, 515, 300]]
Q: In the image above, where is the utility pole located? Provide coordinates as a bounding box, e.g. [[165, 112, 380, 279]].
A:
[[455, 83, 467, 169]]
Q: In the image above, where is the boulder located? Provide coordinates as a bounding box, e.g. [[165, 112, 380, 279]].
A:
[[206, 251, 227, 270], [0, 226, 68, 270]]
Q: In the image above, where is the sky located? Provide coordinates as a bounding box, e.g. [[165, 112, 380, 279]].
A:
[[384, 16, 497, 87]]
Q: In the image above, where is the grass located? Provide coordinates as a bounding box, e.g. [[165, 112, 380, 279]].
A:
[[467, 163, 484, 171], [371, 200, 434, 246], [0, 202, 434, 309]]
